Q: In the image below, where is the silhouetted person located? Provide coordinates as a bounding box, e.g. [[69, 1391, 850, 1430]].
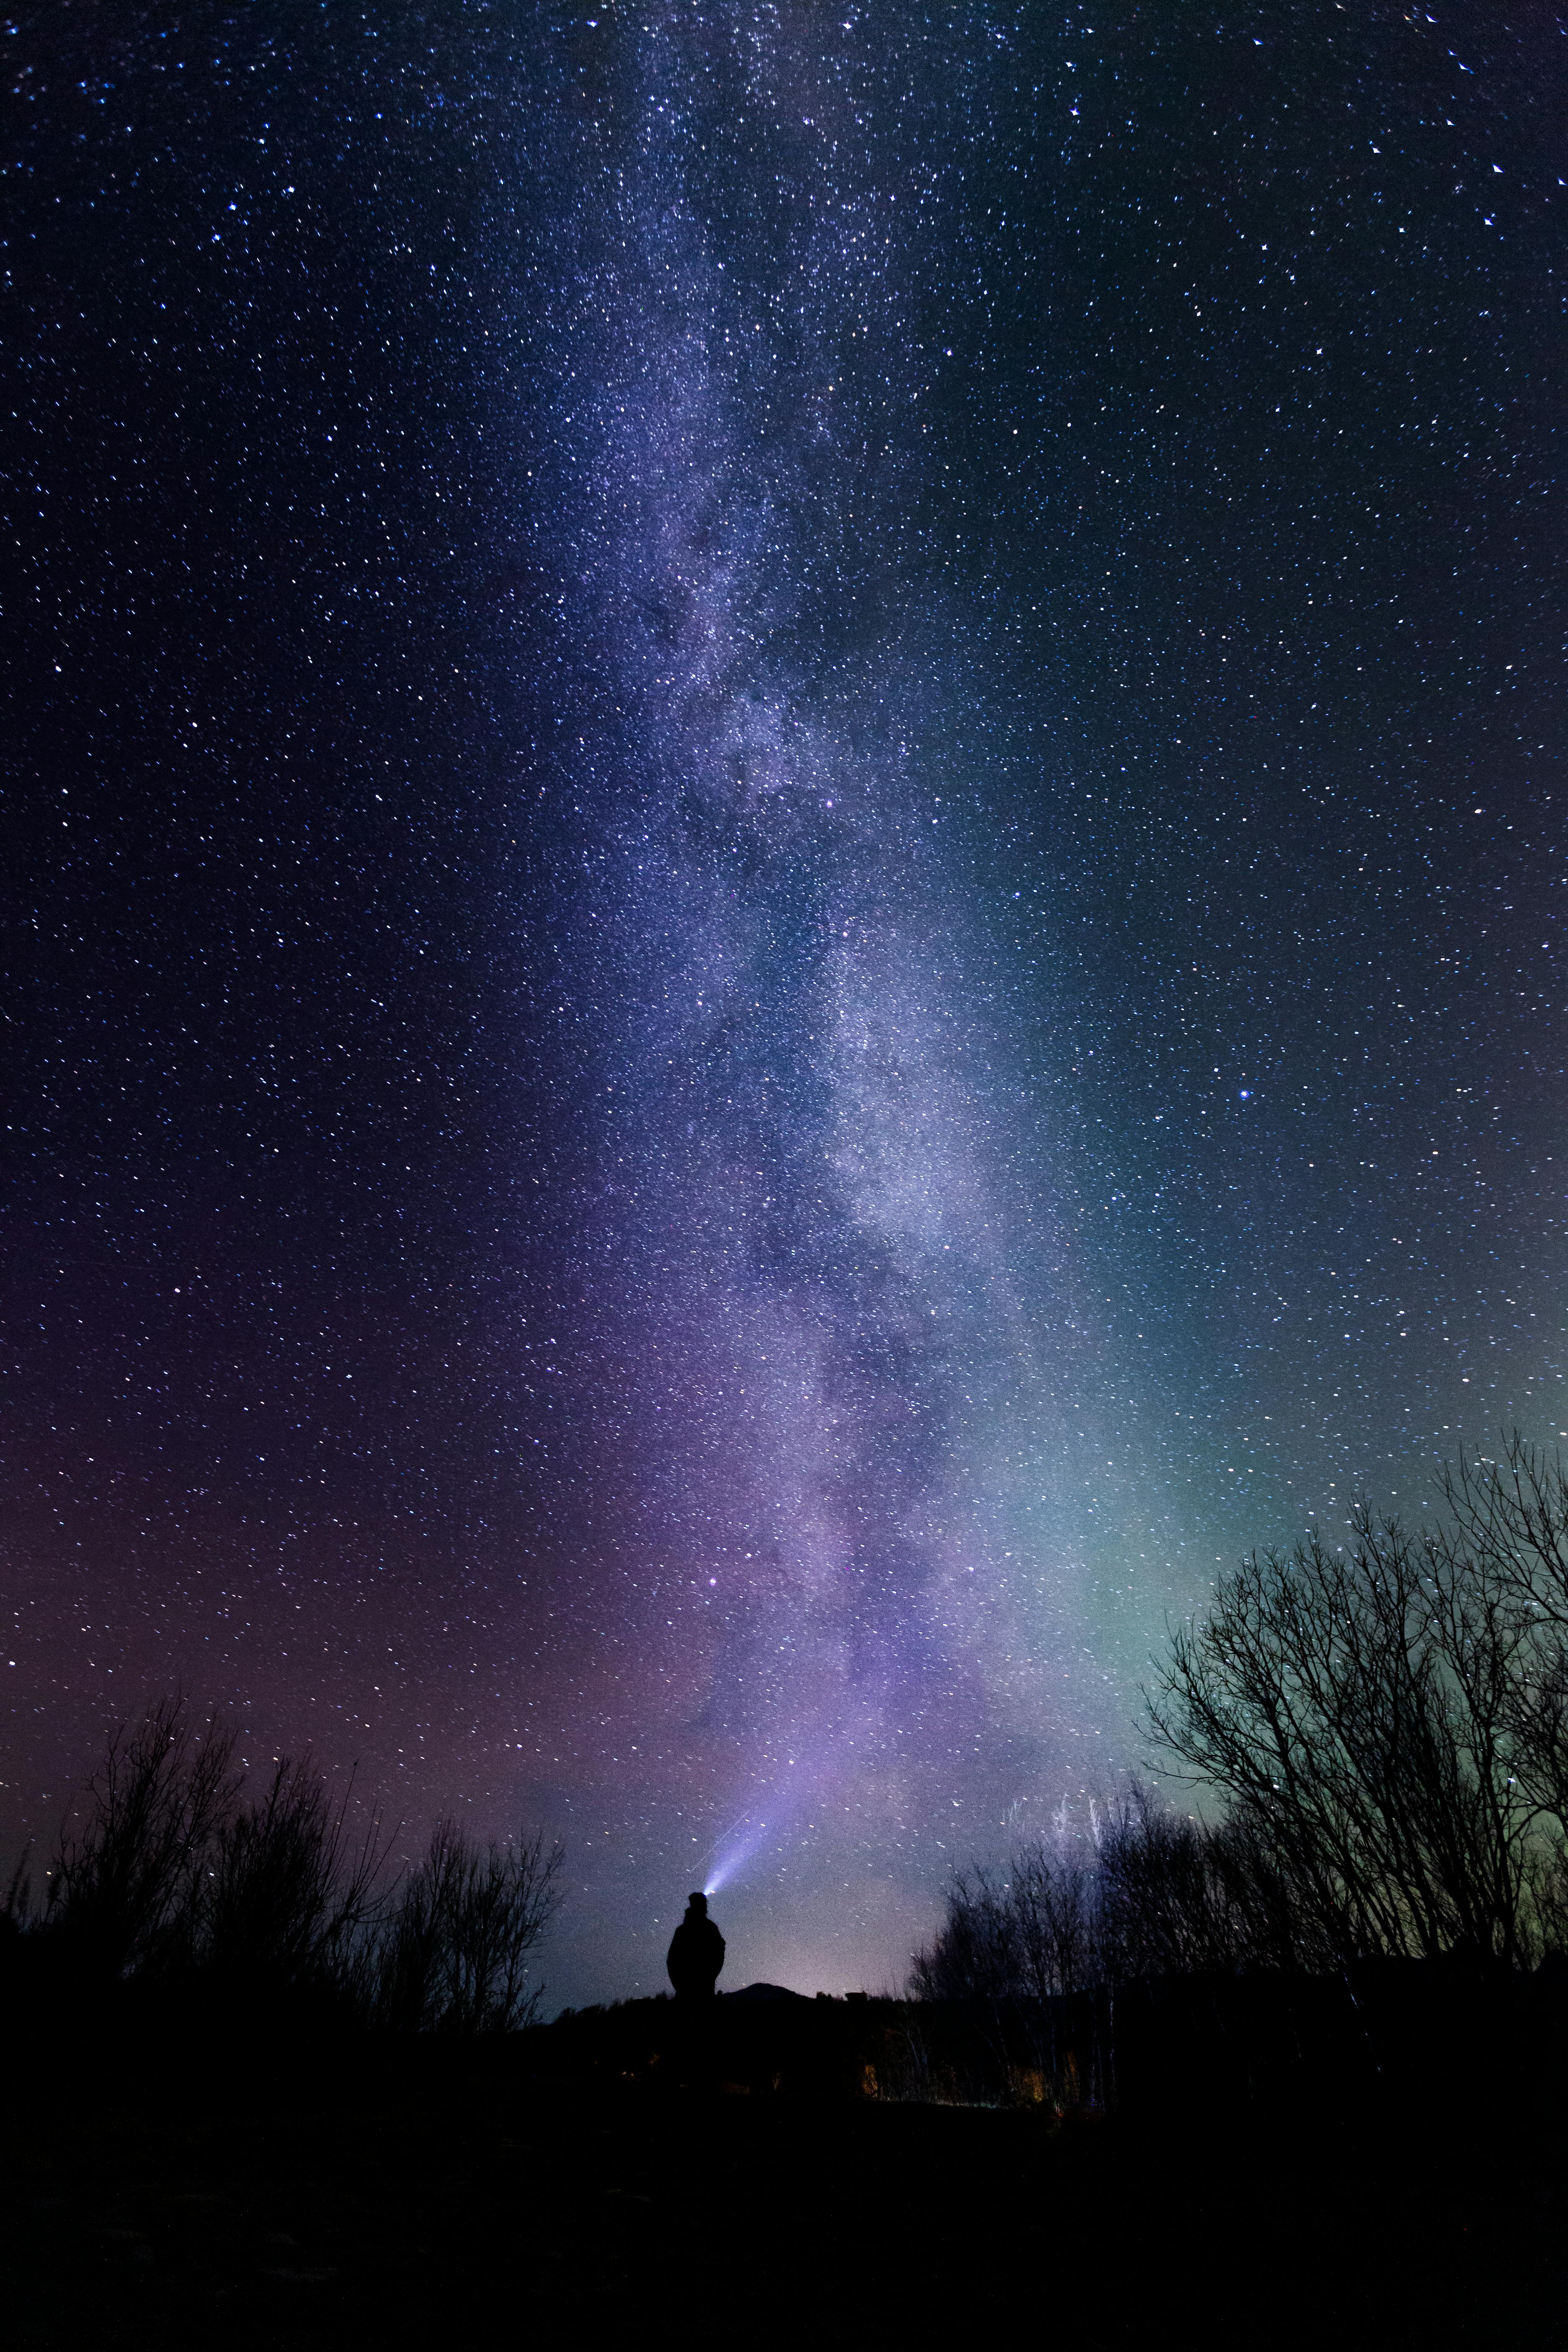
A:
[[667, 1892, 725, 2001]]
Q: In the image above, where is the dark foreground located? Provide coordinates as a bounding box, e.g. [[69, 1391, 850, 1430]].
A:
[[6, 1989, 1567, 2349]]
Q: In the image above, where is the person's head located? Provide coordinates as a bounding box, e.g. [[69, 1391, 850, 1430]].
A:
[[687, 1892, 708, 1915]]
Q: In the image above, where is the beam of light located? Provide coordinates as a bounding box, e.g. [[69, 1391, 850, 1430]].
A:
[[699, 1751, 826, 1896], [702, 1818, 773, 1898]]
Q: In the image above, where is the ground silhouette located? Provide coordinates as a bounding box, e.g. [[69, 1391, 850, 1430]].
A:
[[4, 1988, 1565, 2350]]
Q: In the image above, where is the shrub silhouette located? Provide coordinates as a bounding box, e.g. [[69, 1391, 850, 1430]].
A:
[[366, 1818, 563, 2033], [7, 1696, 562, 2030], [189, 1754, 385, 1997], [40, 1694, 241, 1982]]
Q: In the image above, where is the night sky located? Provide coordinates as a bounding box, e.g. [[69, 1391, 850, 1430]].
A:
[[7, 3, 1563, 2008]]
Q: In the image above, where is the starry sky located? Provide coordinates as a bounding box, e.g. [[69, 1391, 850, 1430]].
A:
[[7, 3, 1564, 2008]]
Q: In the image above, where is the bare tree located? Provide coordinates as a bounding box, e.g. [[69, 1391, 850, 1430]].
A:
[[189, 1756, 387, 1994], [369, 1819, 564, 2032], [908, 1864, 1021, 2003], [1011, 1837, 1100, 2000], [1095, 1784, 1238, 1978], [911, 1815, 1107, 2005], [1145, 1509, 1544, 1967], [43, 1695, 241, 1978], [1439, 1441, 1568, 1850]]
